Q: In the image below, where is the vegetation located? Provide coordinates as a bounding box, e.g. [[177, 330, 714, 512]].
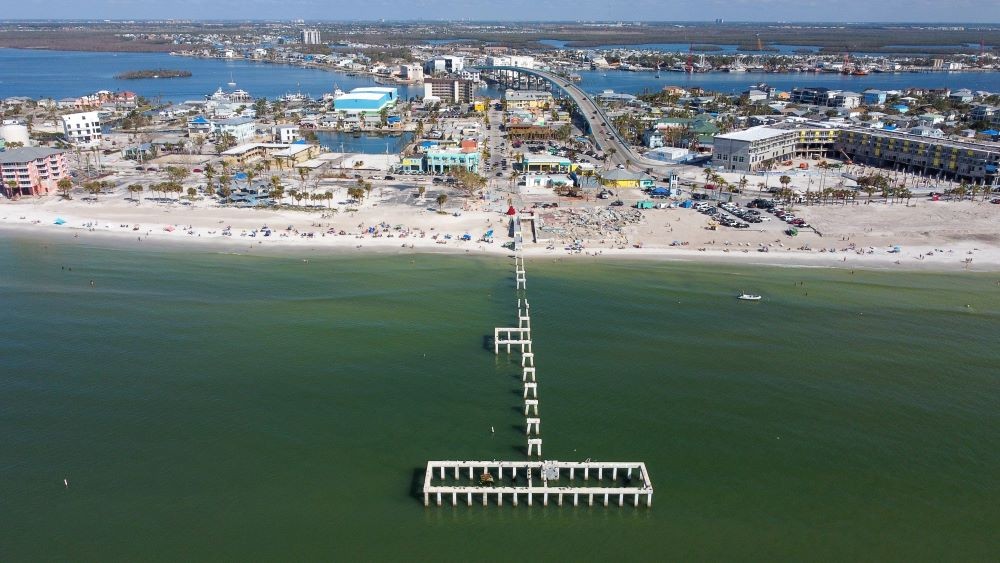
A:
[[115, 69, 192, 80]]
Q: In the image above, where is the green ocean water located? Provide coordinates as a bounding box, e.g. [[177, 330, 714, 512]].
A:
[[1, 237, 998, 561]]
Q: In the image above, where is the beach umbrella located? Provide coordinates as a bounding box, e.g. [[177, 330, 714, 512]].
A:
[[53, 218, 66, 225], [164, 225, 175, 232], [506, 206, 517, 216]]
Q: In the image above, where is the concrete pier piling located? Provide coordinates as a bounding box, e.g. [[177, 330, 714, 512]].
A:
[[524, 399, 539, 416], [522, 367, 536, 382], [423, 255, 654, 509], [527, 438, 543, 457], [525, 417, 540, 435]]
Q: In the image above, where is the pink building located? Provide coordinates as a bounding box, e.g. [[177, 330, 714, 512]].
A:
[[1, 147, 68, 198]]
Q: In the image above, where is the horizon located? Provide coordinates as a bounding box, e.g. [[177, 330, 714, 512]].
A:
[[2, 19, 1000, 25], [0, 0, 998, 24]]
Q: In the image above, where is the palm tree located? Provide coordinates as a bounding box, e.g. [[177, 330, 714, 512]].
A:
[[203, 164, 215, 190], [269, 176, 284, 204], [127, 183, 143, 203], [57, 177, 73, 200], [6, 180, 19, 199], [324, 191, 333, 208], [436, 193, 448, 210], [298, 167, 308, 192], [244, 168, 257, 190], [417, 186, 426, 199], [187, 187, 197, 200]]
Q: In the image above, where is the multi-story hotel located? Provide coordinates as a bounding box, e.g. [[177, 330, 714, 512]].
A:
[[0, 147, 68, 197]]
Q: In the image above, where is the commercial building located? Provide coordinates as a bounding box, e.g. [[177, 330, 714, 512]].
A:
[[423, 147, 480, 174], [423, 78, 477, 104], [334, 87, 398, 115], [598, 169, 655, 189], [0, 147, 68, 197], [837, 128, 1000, 182], [61, 111, 102, 146], [520, 155, 571, 173], [790, 87, 861, 108], [503, 90, 553, 110], [485, 55, 535, 69], [713, 127, 798, 171], [301, 29, 321, 45], [423, 56, 464, 76], [715, 123, 1000, 183]]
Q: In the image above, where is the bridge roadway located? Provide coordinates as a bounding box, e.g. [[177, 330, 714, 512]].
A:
[[479, 65, 693, 178]]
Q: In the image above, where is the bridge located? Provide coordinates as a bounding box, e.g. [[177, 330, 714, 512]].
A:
[[477, 65, 680, 176]]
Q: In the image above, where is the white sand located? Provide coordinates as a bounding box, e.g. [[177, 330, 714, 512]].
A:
[[3, 192, 999, 272]]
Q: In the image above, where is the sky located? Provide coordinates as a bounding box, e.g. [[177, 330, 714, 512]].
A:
[[2, 0, 998, 23]]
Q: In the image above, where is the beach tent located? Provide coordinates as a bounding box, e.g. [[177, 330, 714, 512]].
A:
[[53, 217, 66, 225]]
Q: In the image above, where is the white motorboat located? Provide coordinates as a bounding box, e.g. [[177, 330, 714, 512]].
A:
[[737, 293, 762, 301]]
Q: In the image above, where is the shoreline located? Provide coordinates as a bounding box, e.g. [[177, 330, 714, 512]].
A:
[[3, 206, 997, 272]]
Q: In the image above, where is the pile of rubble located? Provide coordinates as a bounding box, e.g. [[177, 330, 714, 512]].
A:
[[537, 206, 645, 247]]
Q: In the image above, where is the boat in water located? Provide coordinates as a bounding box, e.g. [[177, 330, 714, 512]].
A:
[[737, 293, 762, 301]]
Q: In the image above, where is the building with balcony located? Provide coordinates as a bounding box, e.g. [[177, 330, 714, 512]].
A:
[[0, 147, 68, 197], [423, 78, 477, 104]]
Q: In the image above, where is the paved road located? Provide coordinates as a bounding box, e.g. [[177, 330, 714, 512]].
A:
[[479, 66, 691, 179]]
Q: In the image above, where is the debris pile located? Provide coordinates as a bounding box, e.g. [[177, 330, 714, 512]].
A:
[[537, 206, 644, 247]]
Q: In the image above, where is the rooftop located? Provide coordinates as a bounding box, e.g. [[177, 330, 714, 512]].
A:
[[0, 147, 65, 164], [715, 126, 790, 142]]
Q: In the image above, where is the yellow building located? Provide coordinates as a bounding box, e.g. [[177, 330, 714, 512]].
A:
[[599, 169, 655, 189], [221, 143, 319, 167], [503, 89, 553, 110]]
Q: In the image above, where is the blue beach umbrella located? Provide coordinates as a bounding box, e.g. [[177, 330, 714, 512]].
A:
[[54, 217, 66, 225]]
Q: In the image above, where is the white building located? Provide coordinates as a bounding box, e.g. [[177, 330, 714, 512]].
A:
[[301, 29, 321, 45], [423, 55, 464, 75], [273, 124, 300, 144], [61, 111, 103, 146], [214, 117, 257, 144], [485, 55, 535, 69], [399, 64, 424, 82]]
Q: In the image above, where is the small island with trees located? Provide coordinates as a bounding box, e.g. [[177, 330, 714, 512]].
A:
[[115, 69, 192, 80]]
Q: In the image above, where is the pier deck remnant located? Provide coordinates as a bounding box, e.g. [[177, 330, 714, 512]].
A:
[[423, 253, 653, 508]]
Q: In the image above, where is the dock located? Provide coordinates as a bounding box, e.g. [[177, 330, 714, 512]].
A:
[[422, 246, 653, 508]]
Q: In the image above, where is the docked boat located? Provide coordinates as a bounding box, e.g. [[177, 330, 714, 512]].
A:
[[737, 293, 762, 301]]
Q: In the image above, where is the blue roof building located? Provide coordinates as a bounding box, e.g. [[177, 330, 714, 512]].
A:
[[334, 87, 398, 114]]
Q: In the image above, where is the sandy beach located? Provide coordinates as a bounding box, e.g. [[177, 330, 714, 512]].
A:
[[3, 190, 999, 272]]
